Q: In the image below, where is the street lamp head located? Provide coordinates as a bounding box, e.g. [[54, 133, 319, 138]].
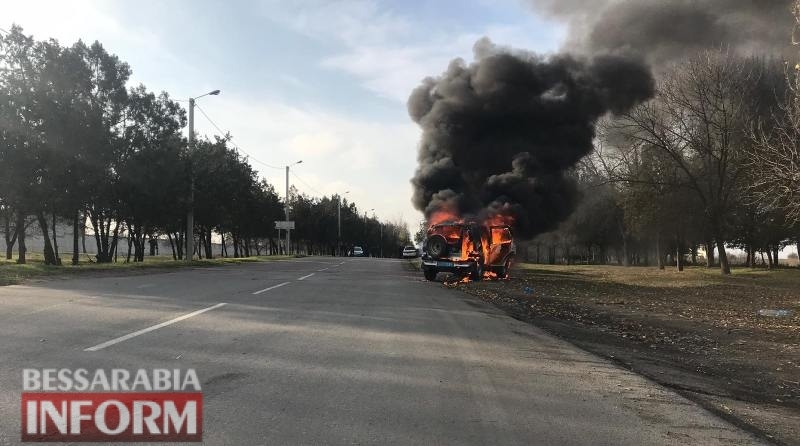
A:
[[296, 160, 303, 165], [209, 90, 221, 96]]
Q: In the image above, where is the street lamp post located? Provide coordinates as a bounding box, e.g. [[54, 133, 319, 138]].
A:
[[186, 89, 220, 262], [285, 160, 302, 255], [372, 211, 382, 258], [337, 191, 350, 256], [366, 208, 374, 256]]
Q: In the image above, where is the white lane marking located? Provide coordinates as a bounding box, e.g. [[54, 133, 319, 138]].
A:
[[317, 267, 329, 272], [252, 281, 291, 295], [297, 273, 315, 281], [136, 283, 155, 289], [84, 303, 227, 352]]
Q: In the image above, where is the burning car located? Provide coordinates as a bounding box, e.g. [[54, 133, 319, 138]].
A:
[[421, 221, 515, 281]]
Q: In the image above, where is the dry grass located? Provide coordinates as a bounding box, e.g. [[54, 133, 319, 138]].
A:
[[0, 254, 294, 286], [457, 263, 800, 444], [516, 262, 800, 289]]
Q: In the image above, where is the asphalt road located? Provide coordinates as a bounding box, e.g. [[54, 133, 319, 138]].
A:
[[0, 257, 765, 445]]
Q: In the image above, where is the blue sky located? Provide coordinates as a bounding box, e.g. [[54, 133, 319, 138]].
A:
[[4, 0, 565, 230]]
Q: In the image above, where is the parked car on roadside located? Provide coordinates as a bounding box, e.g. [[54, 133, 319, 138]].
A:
[[402, 245, 419, 258], [352, 246, 364, 257]]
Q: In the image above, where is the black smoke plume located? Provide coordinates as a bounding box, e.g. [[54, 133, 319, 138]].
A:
[[530, 0, 794, 69], [409, 39, 654, 238]]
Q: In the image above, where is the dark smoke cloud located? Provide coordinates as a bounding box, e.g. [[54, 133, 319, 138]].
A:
[[530, 0, 794, 68], [408, 39, 654, 238]]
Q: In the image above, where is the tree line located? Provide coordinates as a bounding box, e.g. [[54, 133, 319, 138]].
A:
[[531, 48, 800, 274], [0, 26, 410, 264]]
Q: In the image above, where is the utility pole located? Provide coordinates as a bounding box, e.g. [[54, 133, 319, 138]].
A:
[[284, 160, 302, 255], [373, 210, 382, 258], [285, 165, 290, 255], [187, 98, 194, 262], [337, 191, 350, 256], [367, 208, 374, 256], [185, 89, 220, 262]]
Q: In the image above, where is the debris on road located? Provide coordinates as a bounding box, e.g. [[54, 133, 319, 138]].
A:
[[757, 309, 793, 317]]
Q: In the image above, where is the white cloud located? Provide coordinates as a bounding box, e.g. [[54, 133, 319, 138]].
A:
[[261, 0, 564, 102], [3, 0, 196, 90], [191, 93, 422, 229]]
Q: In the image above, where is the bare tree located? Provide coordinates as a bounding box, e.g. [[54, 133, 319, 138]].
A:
[[747, 2, 800, 223], [610, 51, 767, 274]]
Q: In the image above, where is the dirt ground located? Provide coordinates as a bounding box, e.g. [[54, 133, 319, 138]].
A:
[[442, 264, 800, 445]]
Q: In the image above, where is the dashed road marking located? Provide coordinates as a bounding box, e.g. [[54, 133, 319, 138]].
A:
[[253, 282, 291, 295], [84, 302, 227, 352], [317, 267, 329, 272], [297, 273, 315, 281]]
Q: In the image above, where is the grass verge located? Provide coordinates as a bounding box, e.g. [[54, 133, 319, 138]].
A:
[[0, 254, 295, 286]]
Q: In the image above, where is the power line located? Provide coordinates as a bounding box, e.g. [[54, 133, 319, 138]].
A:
[[291, 170, 326, 197], [193, 103, 284, 170], [194, 102, 332, 200]]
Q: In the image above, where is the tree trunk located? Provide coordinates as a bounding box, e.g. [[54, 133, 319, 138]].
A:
[[716, 239, 731, 275], [766, 247, 775, 270], [773, 246, 780, 268], [36, 212, 57, 265], [705, 240, 715, 268], [690, 244, 697, 265], [126, 229, 133, 263], [622, 237, 630, 267], [51, 213, 61, 265], [90, 214, 106, 262], [110, 222, 120, 263], [167, 233, 177, 260], [197, 232, 204, 260], [136, 228, 146, 262], [205, 227, 212, 259], [16, 211, 26, 264], [4, 212, 17, 260], [176, 231, 184, 260], [72, 211, 80, 265], [656, 233, 664, 270], [80, 213, 87, 254]]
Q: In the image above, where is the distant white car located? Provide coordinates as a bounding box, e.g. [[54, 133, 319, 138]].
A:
[[352, 246, 364, 257], [402, 245, 419, 258]]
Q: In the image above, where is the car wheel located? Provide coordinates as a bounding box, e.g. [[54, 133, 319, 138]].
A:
[[470, 261, 483, 281], [426, 235, 448, 258], [498, 257, 513, 278], [423, 268, 437, 281]]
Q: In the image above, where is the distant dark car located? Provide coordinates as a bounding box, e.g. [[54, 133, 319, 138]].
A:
[[402, 245, 419, 258], [421, 222, 514, 281]]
